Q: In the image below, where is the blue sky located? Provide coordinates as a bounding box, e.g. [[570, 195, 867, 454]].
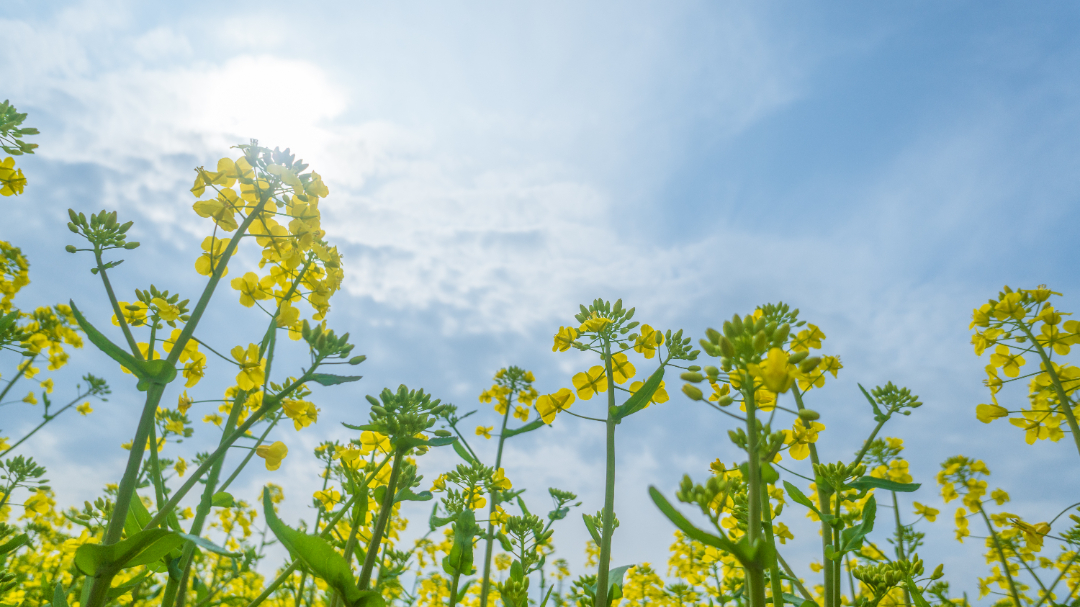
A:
[[4, 0, 1080, 599]]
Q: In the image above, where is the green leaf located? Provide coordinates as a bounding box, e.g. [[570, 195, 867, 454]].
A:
[[211, 492, 236, 507], [51, 582, 69, 607], [395, 487, 433, 502], [70, 301, 176, 391], [781, 592, 812, 607], [503, 419, 546, 438], [845, 476, 921, 493], [612, 366, 665, 421], [124, 495, 152, 538], [452, 440, 478, 465], [782, 481, 820, 515], [105, 571, 153, 602], [177, 533, 242, 557], [74, 529, 185, 575], [424, 436, 458, 447], [839, 495, 877, 553], [0, 533, 29, 556], [858, 383, 887, 422], [309, 373, 363, 386], [904, 577, 933, 607], [607, 564, 633, 595], [262, 488, 376, 607], [648, 487, 753, 566], [582, 513, 602, 546]]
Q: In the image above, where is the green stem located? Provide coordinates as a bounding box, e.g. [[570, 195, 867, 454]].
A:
[[594, 338, 618, 607], [479, 388, 516, 607], [358, 449, 406, 590], [976, 503, 1023, 607], [792, 387, 834, 607], [172, 391, 249, 607], [743, 387, 767, 607], [760, 494, 785, 607], [94, 250, 142, 359], [891, 491, 911, 607], [776, 552, 814, 602]]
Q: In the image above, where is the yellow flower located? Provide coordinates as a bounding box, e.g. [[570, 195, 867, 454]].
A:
[[536, 388, 575, 424], [773, 522, 794, 544], [913, 502, 939, 522], [610, 352, 636, 384], [750, 348, 797, 394], [282, 400, 318, 430], [178, 391, 193, 414], [634, 325, 664, 359], [791, 325, 825, 352], [0, 157, 28, 196], [993, 292, 1025, 321], [431, 474, 447, 492], [203, 414, 223, 426], [195, 236, 229, 277], [552, 326, 579, 352], [256, 441, 289, 471], [193, 188, 242, 231], [991, 488, 1010, 505], [23, 490, 52, 516], [231, 343, 266, 391], [174, 458, 187, 477], [39, 378, 54, 394], [476, 426, 493, 439], [360, 431, 391, 454], [490, 468, 512, 491], [231, 272, 271, 308], [572, 366, 608, 400], [314, 487, 342, 508], [579, 314, 612, 333], [152, 297, 180, 322], [513, 405, 530, 421], [76, 402, 93, 415], [1011, 519, 1051, 551], [22, 391, 37, 405]]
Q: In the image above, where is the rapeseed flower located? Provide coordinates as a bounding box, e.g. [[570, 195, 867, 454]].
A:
[[256, 441, 289, 471], [573, 366, 607, 400]]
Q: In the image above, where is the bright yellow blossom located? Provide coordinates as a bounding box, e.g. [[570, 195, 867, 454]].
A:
[[572, 366, 608, 400], [255, 441, 289, 471]]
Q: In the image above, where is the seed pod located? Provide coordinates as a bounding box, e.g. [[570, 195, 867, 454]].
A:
[[682, 384, 704, 401], [788, 350, 809, 365], [798, 409, 820, 421], [433, 429, 451, 438], [680, 372, 704, 383], [799, 357, 821, 373]]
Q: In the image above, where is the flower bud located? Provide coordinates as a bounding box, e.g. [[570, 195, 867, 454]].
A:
[[716, 395, 734, 407], [124, 242, 140, 249], [705, 327, 721, 345], [433, 429, 451, 437], [722, 321, 738, 339], [67, 222, 79, 234], [788, 350, 809, 365], [754, 316, 767, 334], [774, 324, 790, 345], [798, 409, 820, 421], [752, 331, 767, 353], [719, 337, 735, 358], [68, 208, 80, 223], [370, 405, 387, 416], [743, 315, 756, 333], [931, 564, 944, 580], [65, 245, 77, 253], [799, 357, 821, 373], [682, 384, 704, 401], [704, 365, 719, 380], [680, 372, 703, 383], [349, 355, 367, 365]]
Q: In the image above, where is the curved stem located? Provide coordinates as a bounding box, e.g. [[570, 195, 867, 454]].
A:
[[358, 449, 405, 590], [1016, 321, 1080, 459]]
